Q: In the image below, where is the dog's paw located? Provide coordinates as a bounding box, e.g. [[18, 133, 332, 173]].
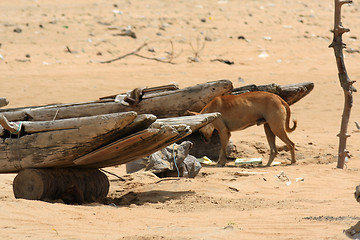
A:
[[216, 162, 226, 167]]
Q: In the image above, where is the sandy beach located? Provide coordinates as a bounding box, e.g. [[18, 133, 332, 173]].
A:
[[1, 0, 360, 239]]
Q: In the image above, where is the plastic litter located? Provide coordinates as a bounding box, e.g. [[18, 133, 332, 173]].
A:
[[296, 177, 304, 182], [276, 171, 292, 186], [263, 36, 272, 41], [258, 51, 269, 58], [112, 10, 123, 15], [198, 156, 216, 165], [235, 158, 262, 165]]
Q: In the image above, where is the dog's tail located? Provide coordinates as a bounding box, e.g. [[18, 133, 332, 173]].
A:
[[283, 101, 297, 132]]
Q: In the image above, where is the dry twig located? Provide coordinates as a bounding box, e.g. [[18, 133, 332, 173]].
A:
[[188, 36, 206, 62], [100, 41, 180, 64], [99, 43, 148, 64], [100, 169, 125, 181]]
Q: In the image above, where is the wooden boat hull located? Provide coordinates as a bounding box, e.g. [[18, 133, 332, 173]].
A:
[[0, 112, 154, 173], [73, 113, 220, 168], [1, 80, 233, 121]]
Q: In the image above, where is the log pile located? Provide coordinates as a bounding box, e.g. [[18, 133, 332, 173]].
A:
[[0, 80, 314, 203]]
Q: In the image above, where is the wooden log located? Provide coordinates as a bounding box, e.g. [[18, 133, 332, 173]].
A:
[[0, 112, 142, 173], [231, 82, 314, 105], [13, 168, 109, 204], [1, 80, 233, 121]]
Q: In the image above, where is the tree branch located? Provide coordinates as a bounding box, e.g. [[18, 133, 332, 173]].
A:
[[329, 0, 356, 169]]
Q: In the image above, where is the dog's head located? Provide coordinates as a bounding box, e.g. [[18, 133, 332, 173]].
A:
[[186, 110, 214, 143], [198, 123, 215, 143]]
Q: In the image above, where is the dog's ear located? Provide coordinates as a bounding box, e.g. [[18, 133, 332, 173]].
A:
[[186, 110, 200, 116]]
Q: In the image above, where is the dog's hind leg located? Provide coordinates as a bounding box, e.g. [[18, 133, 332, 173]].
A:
[[264, 123, 277, 166], [270, 125, 296, 164], [279, 135, 296, 164]]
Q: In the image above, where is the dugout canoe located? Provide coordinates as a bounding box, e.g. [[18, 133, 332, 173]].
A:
[[73, 113, 220, 168], [0, 80, 233, 121], [0, 111, 219, 173]]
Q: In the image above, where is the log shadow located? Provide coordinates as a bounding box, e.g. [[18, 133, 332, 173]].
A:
[[103, 190, 195, 207]]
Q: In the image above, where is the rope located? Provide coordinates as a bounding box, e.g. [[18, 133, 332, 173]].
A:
[[172, 144, 180, 178], [53, 109, 59, 121], [10, 121, 22, 135]]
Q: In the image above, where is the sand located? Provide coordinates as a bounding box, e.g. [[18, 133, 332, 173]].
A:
[[1, 0, 360, 239]]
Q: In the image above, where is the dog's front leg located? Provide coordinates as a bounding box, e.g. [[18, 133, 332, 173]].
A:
[[217, 130, 231, 167], [210, 118, 230, 167]]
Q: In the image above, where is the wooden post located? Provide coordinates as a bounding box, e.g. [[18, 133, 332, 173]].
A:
[[329, 0, 356, 169]]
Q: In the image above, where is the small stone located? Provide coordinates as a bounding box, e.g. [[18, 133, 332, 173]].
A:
[[13, 27, 22, 33]]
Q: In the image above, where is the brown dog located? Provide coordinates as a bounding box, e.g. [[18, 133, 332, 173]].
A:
[[190, 91, 297, 166]]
